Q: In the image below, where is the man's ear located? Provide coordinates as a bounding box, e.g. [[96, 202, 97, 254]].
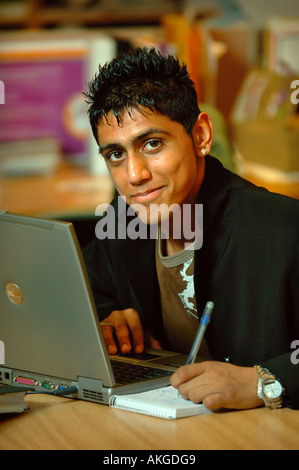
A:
[[192, 112, 213, 158]]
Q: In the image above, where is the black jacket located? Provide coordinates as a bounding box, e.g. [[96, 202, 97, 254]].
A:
[[83, 156, 299, 408]]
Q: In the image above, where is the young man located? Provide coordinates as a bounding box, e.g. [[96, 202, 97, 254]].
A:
[[83, 47, 299, 411]]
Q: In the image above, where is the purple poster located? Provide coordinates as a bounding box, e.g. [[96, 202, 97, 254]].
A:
[[0, 57, 88, 159]]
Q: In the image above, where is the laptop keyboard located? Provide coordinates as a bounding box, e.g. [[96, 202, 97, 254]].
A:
[[111, 360, 173, 385]]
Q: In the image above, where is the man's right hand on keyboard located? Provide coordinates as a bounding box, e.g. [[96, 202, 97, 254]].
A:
[[100, 308, 162, 355]]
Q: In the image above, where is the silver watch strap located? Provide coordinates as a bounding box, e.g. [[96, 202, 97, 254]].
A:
[[254, 365, 284, 409], [254, 365, 275, 380]]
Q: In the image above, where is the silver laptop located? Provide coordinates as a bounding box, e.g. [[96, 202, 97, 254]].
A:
[[0, 210, 187, 405]]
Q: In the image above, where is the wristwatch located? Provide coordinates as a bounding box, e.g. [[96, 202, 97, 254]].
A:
[[254, 365, 285, 409]]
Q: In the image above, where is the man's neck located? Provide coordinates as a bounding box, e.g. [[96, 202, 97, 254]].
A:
[[164, 238, 187, 256], [161, 222, 201, 255]]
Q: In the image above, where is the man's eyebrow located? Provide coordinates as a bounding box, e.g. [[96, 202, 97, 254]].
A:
[[99, 142, 121, 154], [99, 128, 170, 153]]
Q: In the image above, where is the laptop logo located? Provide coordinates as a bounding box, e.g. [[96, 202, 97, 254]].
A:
[[6, 283, 23, 305]]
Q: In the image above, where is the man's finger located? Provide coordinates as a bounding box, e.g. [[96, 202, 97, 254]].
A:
[[126, 311, 145, 353], [100, 323, 118, 355], [100, 308, 145, 355], [170, 362, 206, 388], [113, 321, 132, 354], [145, 333, 162, 350]]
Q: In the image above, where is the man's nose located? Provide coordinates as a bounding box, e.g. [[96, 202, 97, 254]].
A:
[[127, 153, 151, 185]]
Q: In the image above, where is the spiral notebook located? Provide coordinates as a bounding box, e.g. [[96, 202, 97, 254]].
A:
[[109, 386, 211, 420]]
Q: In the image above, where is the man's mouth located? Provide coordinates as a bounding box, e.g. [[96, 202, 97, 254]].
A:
[[131, 186, 165, 204]]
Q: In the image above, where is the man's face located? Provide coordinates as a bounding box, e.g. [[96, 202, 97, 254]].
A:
[[97, 107, 211, 225]]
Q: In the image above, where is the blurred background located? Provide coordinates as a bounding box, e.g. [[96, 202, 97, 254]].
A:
[[0, 0, 298, 246]]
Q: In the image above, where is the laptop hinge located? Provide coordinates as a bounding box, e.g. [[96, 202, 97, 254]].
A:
[[77, 376, 105, 404]]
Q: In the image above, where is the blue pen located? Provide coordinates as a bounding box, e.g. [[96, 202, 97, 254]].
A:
[[185, 301, 214, 365]]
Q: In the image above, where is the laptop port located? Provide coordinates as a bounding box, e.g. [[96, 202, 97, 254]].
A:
[[56, 384, 68, 390], [42, 381, 55, 390], [15, 377, 36, 386]]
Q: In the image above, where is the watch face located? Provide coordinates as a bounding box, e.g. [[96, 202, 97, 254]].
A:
[[264, 380, 283, 400]]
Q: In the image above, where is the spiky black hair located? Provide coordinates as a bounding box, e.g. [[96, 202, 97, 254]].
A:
[[84, 47, 200, 144]]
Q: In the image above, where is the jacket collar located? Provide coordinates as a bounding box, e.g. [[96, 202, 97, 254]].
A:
[[194, 156, 242, 313]]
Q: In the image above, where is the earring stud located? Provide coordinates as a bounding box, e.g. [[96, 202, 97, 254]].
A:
[[201, 148, 207, 156]]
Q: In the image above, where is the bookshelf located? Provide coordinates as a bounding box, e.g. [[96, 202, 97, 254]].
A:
[[1, 1, 298, 202], [0, 0, 183, 28]]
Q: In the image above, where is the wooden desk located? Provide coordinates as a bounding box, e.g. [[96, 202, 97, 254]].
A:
[[0, 165, 114, 218], [1, 393, 298, 450]]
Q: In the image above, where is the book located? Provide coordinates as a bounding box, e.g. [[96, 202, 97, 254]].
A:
[[0, 385, 29, 415], [265, 17, 299, 76], [0, 30, 116, 172], [0, 137, 60, 176], [109, 386, 210, 420]]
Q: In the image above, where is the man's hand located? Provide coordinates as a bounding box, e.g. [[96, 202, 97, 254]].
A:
[[100, 308, 162, 355], [170, 361, 264, 410]]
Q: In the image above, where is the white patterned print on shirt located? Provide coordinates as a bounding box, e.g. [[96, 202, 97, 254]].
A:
[[178, 258, 198, 319]]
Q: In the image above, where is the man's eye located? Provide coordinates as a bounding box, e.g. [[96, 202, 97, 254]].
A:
[[107, 151, 125, 162], [144, 140, 162, 151]]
